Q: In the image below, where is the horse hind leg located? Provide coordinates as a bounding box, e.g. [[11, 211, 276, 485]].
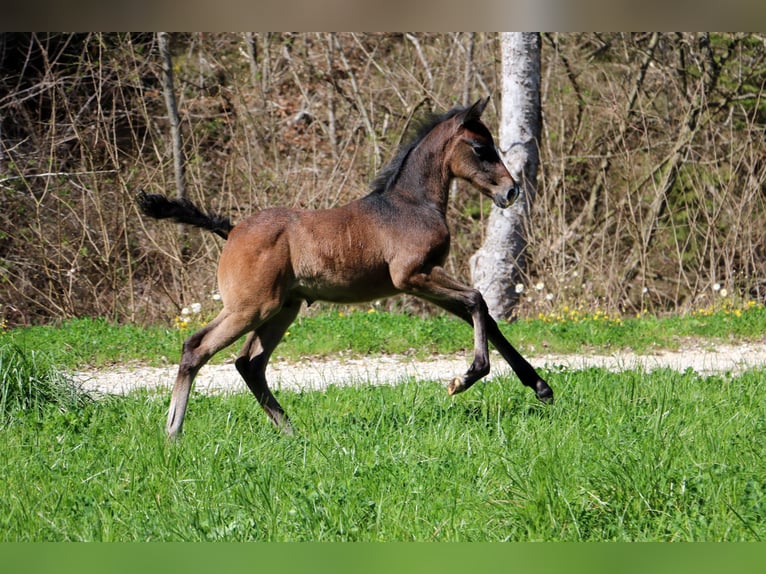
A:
[[235, 335, 293, 435], [166, 309, 254, 440], [235, 301, 301, 434]]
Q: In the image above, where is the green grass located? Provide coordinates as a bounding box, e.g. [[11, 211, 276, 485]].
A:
[[2, 308, 764, 540], [3, 316, 188, 369], [5, 302, 766, 369], [0, 342, 91, 420], [1, 366, 765, 541]]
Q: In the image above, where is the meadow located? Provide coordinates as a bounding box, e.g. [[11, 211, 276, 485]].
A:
[[7, 299, 766, 368], [1, 307, 765, 541]]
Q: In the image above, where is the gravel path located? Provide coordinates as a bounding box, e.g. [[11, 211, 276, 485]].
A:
[[73, 341, 766, 396]]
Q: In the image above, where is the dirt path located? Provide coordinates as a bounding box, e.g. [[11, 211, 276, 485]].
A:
[[74, 341, 766, 396]]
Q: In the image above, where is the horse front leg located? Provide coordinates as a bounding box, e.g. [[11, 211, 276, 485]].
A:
[[445, 289, 492, 395], [437, 296, 553, 401], [407, 267, 553, 402], [399, 267, 492, 394], [485, 316, 553, 402]]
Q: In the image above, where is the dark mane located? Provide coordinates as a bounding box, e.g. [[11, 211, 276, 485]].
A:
[[368, 105, 467, 195]]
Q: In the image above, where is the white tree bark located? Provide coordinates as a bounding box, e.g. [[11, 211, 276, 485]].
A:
[[470, 33, 541, 320]]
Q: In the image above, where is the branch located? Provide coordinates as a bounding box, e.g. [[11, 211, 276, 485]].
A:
[[553, 32, 660, 253], [333, 33, 380, 168]]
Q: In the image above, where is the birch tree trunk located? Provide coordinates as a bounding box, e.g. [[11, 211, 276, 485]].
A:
[[470, 32, 541, 320]]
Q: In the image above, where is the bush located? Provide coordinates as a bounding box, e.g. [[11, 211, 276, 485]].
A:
[[2, 33, 765, 324]]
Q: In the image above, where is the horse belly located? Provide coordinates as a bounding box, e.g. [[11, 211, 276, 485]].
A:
[[288, 206, 401, 303], [293, 261, 397, 303]]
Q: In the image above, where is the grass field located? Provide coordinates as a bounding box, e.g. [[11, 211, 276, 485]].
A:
[[1, 307, 765, 541], [1, 367, 764, 541], [6, 301, 766, 368]]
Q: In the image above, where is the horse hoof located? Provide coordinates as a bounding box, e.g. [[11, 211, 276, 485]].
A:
[[447, 376, 466, 395], [535, 380, 554, 403]]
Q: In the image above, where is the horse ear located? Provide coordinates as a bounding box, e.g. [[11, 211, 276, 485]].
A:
[[459, 96, 490, 124]]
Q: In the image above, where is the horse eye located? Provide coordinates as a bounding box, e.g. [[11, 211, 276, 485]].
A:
[[471, 143, 497, 162]]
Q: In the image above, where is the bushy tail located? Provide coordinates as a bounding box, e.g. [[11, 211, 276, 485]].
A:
[[136, 192, 233, 240]]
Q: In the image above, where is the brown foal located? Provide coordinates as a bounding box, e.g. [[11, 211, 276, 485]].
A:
[[138, 97, 553, 439]]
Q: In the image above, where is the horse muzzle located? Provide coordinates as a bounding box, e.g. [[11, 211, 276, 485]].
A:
[[493, 182, 521, 209]]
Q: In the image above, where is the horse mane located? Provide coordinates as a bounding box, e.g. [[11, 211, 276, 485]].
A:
[[369, 104, 468, 195]]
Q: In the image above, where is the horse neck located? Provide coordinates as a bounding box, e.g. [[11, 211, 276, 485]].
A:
[[390, 123, 454, 214]]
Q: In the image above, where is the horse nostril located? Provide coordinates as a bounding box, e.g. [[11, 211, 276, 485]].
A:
[[493, 183, 521, 209]]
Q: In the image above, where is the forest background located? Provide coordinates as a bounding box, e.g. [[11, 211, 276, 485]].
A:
[[1, 32, 764, 327]]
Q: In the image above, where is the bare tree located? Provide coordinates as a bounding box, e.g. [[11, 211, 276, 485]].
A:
[[244, 32, 258, 87], [470, 33, 542, 320], [2, 33, 764, 325], [157, 32, 187, 202]]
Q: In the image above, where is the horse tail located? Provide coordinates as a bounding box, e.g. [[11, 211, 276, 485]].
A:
[[137, 192, 233, 240]]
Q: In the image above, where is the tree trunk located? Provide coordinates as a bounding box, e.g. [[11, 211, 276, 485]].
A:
[[470, 33, 542, 320], [157, 32, 187, 202], [245, 32, 259, 87]]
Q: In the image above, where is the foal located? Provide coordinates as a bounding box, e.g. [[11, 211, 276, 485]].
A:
[[139, 97, 553, 439]]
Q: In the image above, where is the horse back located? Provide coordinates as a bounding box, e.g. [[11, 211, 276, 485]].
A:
[[220, 204, 396, 304]]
